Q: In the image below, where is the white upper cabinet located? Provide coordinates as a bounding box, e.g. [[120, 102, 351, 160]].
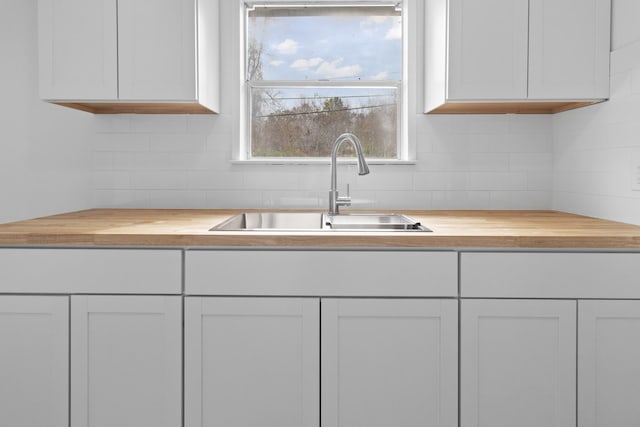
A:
[[447, 0, 529, 101], [38, 0, 118, 100], [425, 0, 611, 114], [528, 0, 610, 100], [38, 0, 219, 114]]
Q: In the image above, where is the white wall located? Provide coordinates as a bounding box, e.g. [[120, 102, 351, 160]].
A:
[[0, 0, 92, 224], [553, 0, 640, 225]]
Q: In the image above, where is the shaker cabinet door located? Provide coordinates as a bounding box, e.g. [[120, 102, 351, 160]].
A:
[[185, 297, 320, 427], [321, 298, 458, 427], [447, 0, 529, 100], [0, 296, 69, 427], [461, 299, 576, 427], [38, 0, 118, 100], [71, 295, 182, 427], [528, 0, 610, 100], [118, 0, 197, 100], [578, 300, 640, 427]]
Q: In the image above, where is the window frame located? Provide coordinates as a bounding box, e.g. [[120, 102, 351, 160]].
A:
[[231, 0, 418, 164]]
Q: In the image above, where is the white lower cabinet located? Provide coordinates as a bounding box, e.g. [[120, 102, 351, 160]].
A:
[[185, 297, 320, 427], [184, 297, 458, 427], [578, 300, 640, 427], [71, 295, 182, 427], [461, 299, 577, 427], [0, 296, 69, 427], [321, 298, 458, 427]]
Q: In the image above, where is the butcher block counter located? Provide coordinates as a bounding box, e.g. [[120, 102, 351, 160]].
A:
[[0, 208, 639, 248], [4, 208, 640, 427]]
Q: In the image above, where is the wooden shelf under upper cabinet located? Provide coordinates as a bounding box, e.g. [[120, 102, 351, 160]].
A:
[[53, 102, 217, 115], [426, 100, 605, 115]]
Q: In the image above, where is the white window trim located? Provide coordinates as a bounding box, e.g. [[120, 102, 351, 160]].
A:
[[224, 0, 420, 164]]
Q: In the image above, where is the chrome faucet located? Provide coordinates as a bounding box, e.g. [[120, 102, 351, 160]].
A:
[[329, 133, 370, 215]]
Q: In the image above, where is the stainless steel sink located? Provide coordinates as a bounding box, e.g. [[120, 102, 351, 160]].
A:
[[326, 213, 430, 231], [210, 212, 431, 232]]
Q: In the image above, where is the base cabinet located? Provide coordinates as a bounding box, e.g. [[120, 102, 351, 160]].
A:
[[321, 298, 458, 427], [185, 297, 458, 427], [0, 296, 69, 427], [185, 297, 320, 427], [461, 299, 577, 427], [71, 295, 182, 427], [578, 300, 640, 427]]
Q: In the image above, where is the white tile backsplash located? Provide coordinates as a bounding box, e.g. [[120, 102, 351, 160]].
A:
[[88, 112, 554, 209], [553, 39, 640, 225]]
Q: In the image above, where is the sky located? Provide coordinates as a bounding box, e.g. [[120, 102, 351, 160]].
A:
[[248, 10, 402, 81]]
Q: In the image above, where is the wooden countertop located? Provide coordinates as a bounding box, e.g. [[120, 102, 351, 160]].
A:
[[1, 209, 640, 248]]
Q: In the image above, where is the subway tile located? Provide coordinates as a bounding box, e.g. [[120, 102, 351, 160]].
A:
[[373, 190, 432, 209], [262, 191, 321, 209], [205, 190, 263, 209], [92, 171, 132, 190], [148, 134, 206, 152], [468, 153, 510, 171], [131, 171, 189, 190], [431, 191, 491, 209], [130, 115, 188, 133], [94, 133, 149, 152], [489, 191, 552, 209], [146, 190, 207, 208], [510, 153, 552, 172], [188, 171, 245, 190], [466, 172, 527, 191], [94, 190, 145, 208], [414, 172, 467, 191]]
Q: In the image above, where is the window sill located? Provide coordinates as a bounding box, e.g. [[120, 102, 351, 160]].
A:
[[230, 159, 416, 166]]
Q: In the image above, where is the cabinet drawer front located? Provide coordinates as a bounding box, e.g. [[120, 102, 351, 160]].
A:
[[461, 252, 640, 298], [0, 249, 182, 294], [186, 250, 457, 297]]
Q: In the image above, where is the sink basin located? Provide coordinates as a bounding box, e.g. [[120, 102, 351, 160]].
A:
[[326, 213, 430, 231], [210, 212, 431, 232], [211, 212, 325, 231]]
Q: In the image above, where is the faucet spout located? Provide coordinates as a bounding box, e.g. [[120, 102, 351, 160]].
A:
[[329, 133, 370, 215]]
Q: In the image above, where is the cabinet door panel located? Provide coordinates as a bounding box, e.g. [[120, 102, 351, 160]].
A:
[[448, 0, 529, 100], [529, 0, 610, 99], [579, 300, 640, 427], [71, 295, 182, 427], [321, 299, 458, 427], [0, 296, 69, 427], [185, 297, 319, 427], [118, 0, 196, 100], [461, 299, 576, 427], [38, 0, 117, 100]]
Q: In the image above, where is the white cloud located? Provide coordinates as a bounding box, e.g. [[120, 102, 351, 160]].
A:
[[270, 60, 285, 67], [366, 16, 390, 24], [290, 57, 324, 71], [315, 58, 362, 79], [371, 71, 389, 80], [273, 38, 299, 55], [385, 19, 402, 40]]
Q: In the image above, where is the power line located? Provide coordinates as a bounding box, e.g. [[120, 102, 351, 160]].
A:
[[254, 103, 395, 118], [270, 94, 394, 101]]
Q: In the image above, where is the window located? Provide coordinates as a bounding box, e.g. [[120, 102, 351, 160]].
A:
[[244, 1, 404, 161]]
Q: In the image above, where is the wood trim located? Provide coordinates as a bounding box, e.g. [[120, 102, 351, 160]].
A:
[[52, 102, 217, 114], [425, 100, 603, 114]]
